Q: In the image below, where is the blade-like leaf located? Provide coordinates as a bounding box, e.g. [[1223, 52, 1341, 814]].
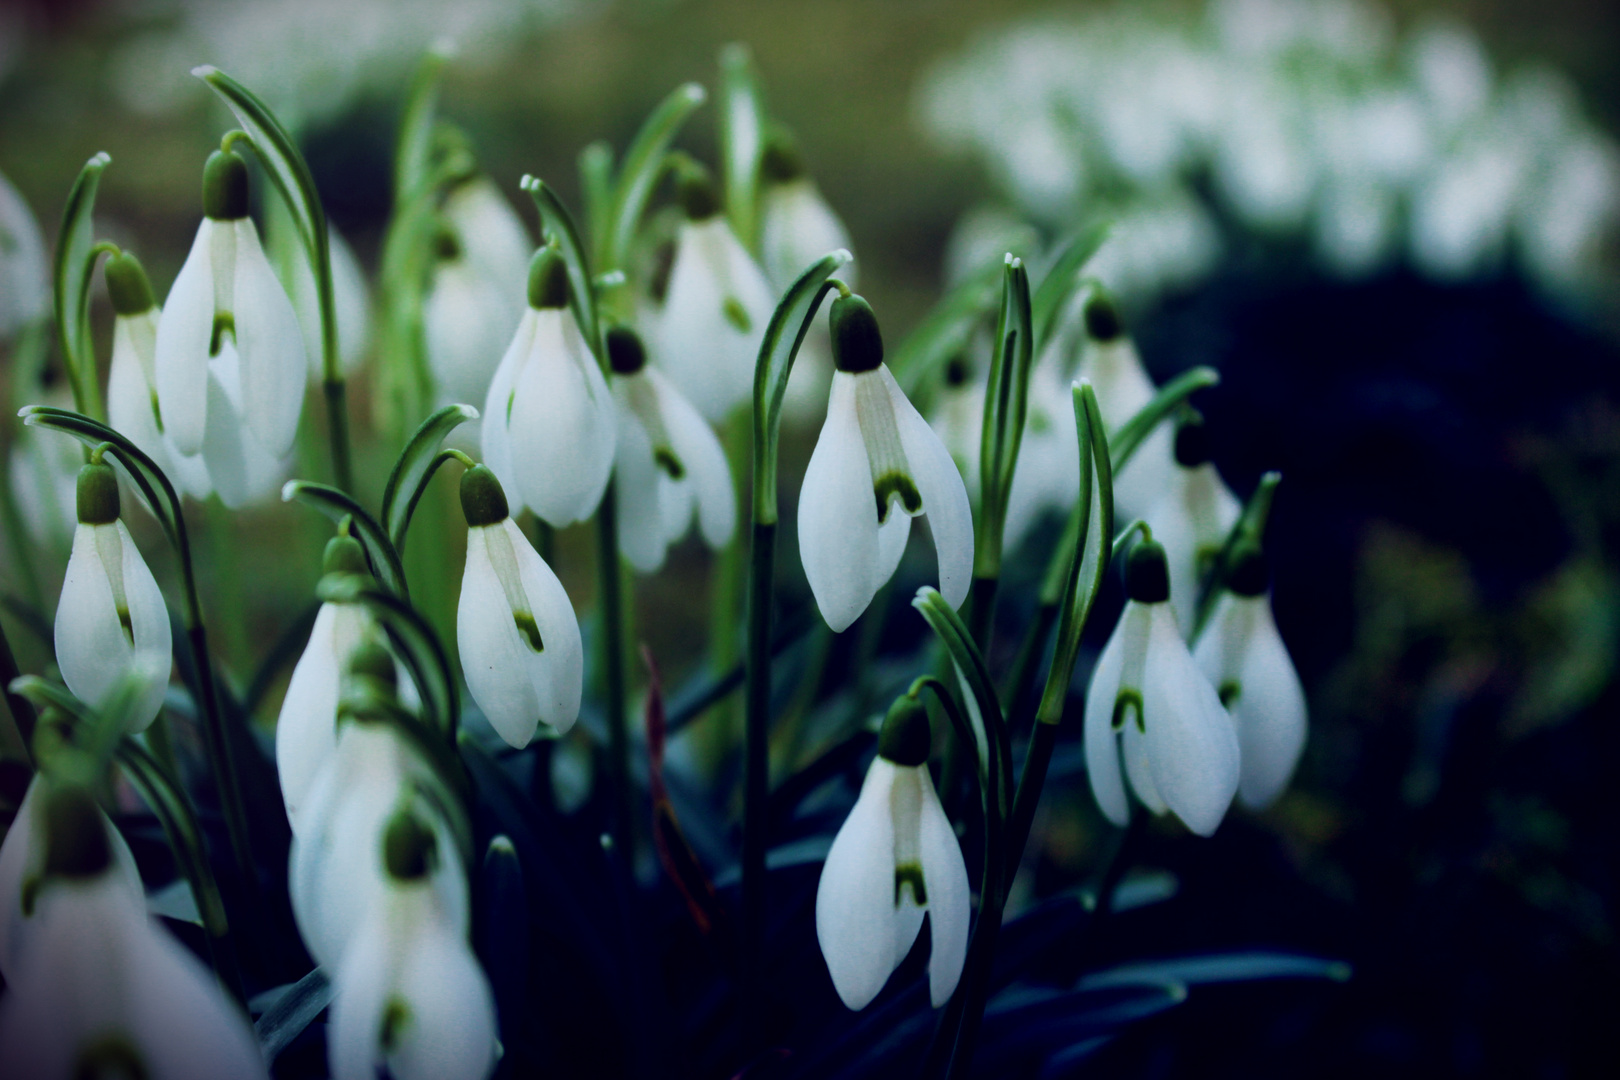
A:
[[1077, 951, 1352, 992], [1192, 470, 1282, 639], [977, 256, 1034, 577], [1109, 365, 1220, 470], [913, 586, 1009, 818], [394, 43, 452, 204], [52, 152, 111, 422], [604, 82, 707, 271], [20, 406, 179, 545], [1031, 221, 1110, 349], [578, 141, 614, 259], [889, 257, 1003, 394], [281, 481, 407, 597], [316, 574, 456, 737], [750, 250, 852, 524], [718, 42, 766, 250], [380, 403, 479, 552], [520, 176, 600, 360], [254, 967, 332, 1063]]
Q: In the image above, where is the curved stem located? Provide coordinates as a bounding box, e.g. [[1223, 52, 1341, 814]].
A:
[[597, 480, 633, 858], [740, 515, 775, 1030]]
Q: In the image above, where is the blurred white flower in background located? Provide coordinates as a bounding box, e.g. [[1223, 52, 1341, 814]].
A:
[[918, 0, 1620, 307]]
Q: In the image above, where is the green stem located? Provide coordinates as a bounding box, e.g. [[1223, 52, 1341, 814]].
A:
[[597, 480, 633, 855], [740, 516, 776, 1029], [323, 377, 354, 495], [1002, 719, 1057, 888], [0, 612, 37, 767]]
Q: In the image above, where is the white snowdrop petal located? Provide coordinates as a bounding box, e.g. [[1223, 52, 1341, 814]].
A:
[[231, 219, 307, 457], [799, 374, 882, 632], [656, 219, 770, 421], [457, 527, 543, 747], [154, 220, 218, 455], [108, 311, 173, 477], [508, 312, 616, 526], [480, 310, 534, 515], [200, 344, 287, 509], [816, 759, 905, 1010], [1142, 605, 1240, 836], [1122, 711, 1167, 815], [655, 370, 736, 550], [1083, 607, 1135, 828], [503, 517, 583, 737], [115, 519, 172, 732], [277, 602, 369, 833], [1202, 595, 1308, 810], [426, 260, 518, 408], [884, 365, 974, 610], [56, 524, 136, 715], [614, 409, 669, 572], [761, 181, 856, 294], [386, 919, 499, 1080], [916, 767, 970, 1008], [327, 911, 395, 1080]]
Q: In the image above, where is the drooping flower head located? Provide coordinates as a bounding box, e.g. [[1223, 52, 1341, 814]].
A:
[[1145, 413, 1242, 636], [155, 149, 307, 465], [1193, 543, 1308, 810], [54, 461, 172, 734], [816, 695, 970, 1010], [605, 326, 735, 573], [1074, 291, 1174, 521], [651, 164, 776, 422], [481, 247, 617, 527], [456, 465, 583, 747], [0, 167, 48, 340], [799, 294, 974, 632], [1084, 538, 1241, 836]]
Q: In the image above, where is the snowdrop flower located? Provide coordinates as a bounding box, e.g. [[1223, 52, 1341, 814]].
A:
[[652, 166, 776, 422], [816, 695, 969, 1010], [800, 294, 973, 632], [1194, 544, 1307, 810], [1145, 415, 1242, 636], [1084, 538, 1240, 836], [1073, 293, 1173, 523], [290, 647, 467, 969], [55, 461, 171, 733], [327, 811, 497, 1080], [425, 175, 532, 411], [8, 389, 82, 549], [104, 252, 211, 500], [605, 326, 735, 572], [0, 784, 268, 1080], [481, 248, 616, 526], [0, 167, 47, 339], [758, 136, 857, 420], [275, 222, 371, 378], [0, 773, 143, 981], [155, 149, 306, 463], [276, 531, 377, 835], [456, 465, 583, 747]]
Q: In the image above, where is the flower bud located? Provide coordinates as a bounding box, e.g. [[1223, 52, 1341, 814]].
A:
[[606, 325, 647, 375], [202, 149, 250, 221], [382, 811, 439, 883], [323, 532, 369, 576], [1173, 413, 1212, 468], [75, 462, 120, 526], [459, 465, 510, 527], [677, 167, 720, 221], [1227, 541, 1269, 596], [526, 248, 569, 310], [877, 695, 931, 766], [1084, 291, 1124, 342], [1126, 539, 1171, 604], [760, 134, 807, 185], [104, 252, 156, 317], [829, 294, 883, 374], [42, 786, 112, 881]]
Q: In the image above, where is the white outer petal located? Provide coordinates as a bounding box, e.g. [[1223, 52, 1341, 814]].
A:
[[916, 767, 969, 1008], [458, 526, 540, 746], [108, 310, 173, 479], [1196, 594, 1308, 810], [446, 176, 532, 300], [199, 343, 289, 509], [816, 758, 914, 1010], [230, 218, 307, 457], [655, 219, 772, 421], [480, 310, 535, 517], [276, 601, 369, 834], [154, 219, 218, 455], [504, 518, 583, 737], [1148, 463, 1242, 635], [799, 373, 881, 632], [883, 364, 973, 611], [652, 369, 736, 550], [1142, 603, 1240, 836], [613, 398, 668, 573], [508, 310, 616, 526], [0, 775, 144, 981], [1083, 603, 1144, 828], [426, 259, 518, 408], [116, 518, 173, 732]]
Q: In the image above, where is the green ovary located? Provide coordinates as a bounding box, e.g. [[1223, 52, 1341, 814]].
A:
[[873, 472, 921, 524]]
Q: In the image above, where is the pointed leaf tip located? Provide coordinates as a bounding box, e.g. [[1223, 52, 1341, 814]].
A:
[[280, 480, 301, 501], [681, 82, 708, 104], [191, 64, 218, 78]]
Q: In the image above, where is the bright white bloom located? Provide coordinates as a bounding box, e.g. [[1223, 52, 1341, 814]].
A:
[[1193, 547, 1308, 810], [1145, 418, 1242, 636], [816, 699, 969, 1010], [154, 149, 306, 463], [0, 168, 47, 339], [425, 176, 532, 411], [800, 295, 973, 632], [55, 463, 171, 733], [456, 465, 583, 747], [0, 785, 267, 1080], [605, 327, 735, 573], [1084, 539, 1240, 837], [0, 775, 143, 981], [327, 813, 496, 1080], [1070, 293, 1173, 523], [104, 252, 212, 500], [275, 532, 382, 835], [481, 249, 616, 527], [273, 221, 371, 378], [758, 142, 858, 421], [290, 719, 467, 970], [652, 172, 776, 422]]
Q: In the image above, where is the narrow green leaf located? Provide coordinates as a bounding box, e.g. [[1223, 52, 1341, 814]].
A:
[[254, 967, 333, 1064], [889, 257, 1003, 395], [380, 403, 479, 552], [280, 481, 407, 598], [316, 574, 457, 739], [1077, 951, 1352, 992], [1192, 470, 1282, 640], [520, 176, 600, 360], [976, 256, 1034, 578], [52, 152, 111, 423], [394, 44, 452, 205], [718, 42, 766, 250], [604, 81, 707, 271], [19, 406, 179, 546], [1031, 221, 1110, 349], [912, 586, 1010, 818], [1110, 365, 1220, 471], [578, 141, 614, 258], [750, 250, 851, 524]]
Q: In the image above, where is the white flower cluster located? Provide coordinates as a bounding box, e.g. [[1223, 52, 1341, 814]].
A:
[[918, 0, 1620, 301]]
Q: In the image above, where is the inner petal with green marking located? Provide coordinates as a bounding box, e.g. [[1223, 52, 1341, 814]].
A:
[[722, 295, 751, 333], [1112, 688, 1145, 733], [853, 371, 923, 525], [483, 525, 545, 654], [1218, 679, 1241, 709], [210, 311, 235, 358], [894, 863, 928, 907], [623, 376, 684, 479]]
